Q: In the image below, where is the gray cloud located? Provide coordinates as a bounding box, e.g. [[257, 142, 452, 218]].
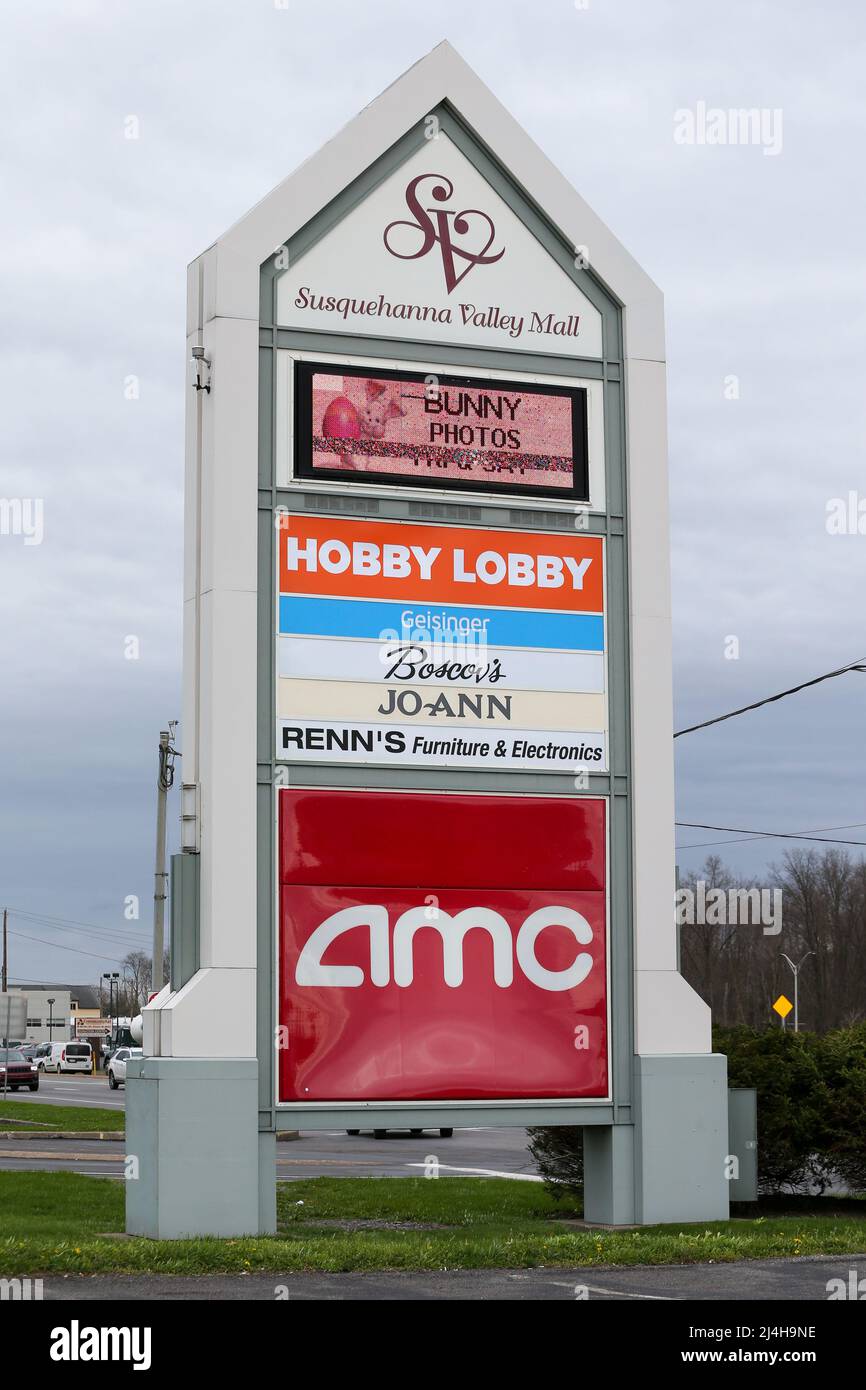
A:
[[1, 0, 864, 981]]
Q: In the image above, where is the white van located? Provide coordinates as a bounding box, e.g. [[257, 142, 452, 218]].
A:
[[42, 1041, 92, 1074]]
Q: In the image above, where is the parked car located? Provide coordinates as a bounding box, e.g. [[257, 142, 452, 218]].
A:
[[0, 1049, 39, 1091], [107, 1047, 143, 1089], [346, 1128, 453, 1139], [17, 1044, 38, 1060], [32, 1042, 52, 1070], [42, 1041, 92, 1074]]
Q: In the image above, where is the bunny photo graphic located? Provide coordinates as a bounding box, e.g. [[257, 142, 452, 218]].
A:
[[319, 377, 406, 471], [357, 378, 406, 457]]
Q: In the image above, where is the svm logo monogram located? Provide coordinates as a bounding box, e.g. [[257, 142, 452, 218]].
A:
[[383, 174, 505, 293]]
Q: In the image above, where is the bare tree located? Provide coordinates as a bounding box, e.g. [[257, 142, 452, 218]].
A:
[[679, 849, 866, 1032]]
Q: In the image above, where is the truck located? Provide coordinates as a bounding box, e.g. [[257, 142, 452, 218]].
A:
[[102, 1014, 143, 1067]]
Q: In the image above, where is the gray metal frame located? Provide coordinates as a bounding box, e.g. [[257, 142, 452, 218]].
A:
[[256, 105, 633, 1133]]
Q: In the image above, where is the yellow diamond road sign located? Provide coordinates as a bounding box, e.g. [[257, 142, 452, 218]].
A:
[[773, 994, 793, 1019]]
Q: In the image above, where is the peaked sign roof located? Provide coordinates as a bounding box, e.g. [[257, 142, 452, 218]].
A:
[[190, 40, 663, 363]]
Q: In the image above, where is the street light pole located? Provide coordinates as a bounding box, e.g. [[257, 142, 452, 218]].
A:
[[102, 972, 119, 1050], [781, 952, 815, 1032], [47, 997, 55, 1042]]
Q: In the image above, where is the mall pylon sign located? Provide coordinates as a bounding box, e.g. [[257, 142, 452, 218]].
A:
[[277, 789, 609, 1102], [143, 42, 727, 1240]]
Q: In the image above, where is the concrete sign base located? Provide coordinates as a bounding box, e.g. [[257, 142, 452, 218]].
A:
[[126, 1059, 276, 1240], [584, 1054, 729, 1225]]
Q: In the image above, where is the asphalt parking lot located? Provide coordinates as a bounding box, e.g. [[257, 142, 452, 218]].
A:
[[1, 1072, 124, 1110], [0, 1094, 541, 1178]]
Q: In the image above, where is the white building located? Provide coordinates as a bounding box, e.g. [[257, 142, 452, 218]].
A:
[[7, 986, 72, 1043]]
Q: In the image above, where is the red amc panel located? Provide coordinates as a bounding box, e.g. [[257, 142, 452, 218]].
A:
[[277, 789, 608, 1103]]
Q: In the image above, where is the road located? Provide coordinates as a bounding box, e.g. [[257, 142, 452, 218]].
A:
[[0, 1080, 539, 1177], [31, 1254, 866, 1300], [1, 1072, 124, 1109]]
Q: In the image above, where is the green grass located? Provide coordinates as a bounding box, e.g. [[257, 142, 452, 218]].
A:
[[1, 1173, 866, 1275], [0, 1101, 124, 1133], [281, 1174, 567, 1225]]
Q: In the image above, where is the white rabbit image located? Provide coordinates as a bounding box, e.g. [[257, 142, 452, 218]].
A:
[[358, 378, 406, 439]]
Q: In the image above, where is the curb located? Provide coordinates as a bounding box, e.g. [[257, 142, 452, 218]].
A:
[[0, 1130, 124, 1142], [1, 1129, 299, 1143]]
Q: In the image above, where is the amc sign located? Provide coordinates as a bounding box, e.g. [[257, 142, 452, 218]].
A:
[[277, 788, 609, 1103]]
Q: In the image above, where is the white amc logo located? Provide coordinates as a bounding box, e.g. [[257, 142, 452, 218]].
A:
[[295, 904, 595, 992]]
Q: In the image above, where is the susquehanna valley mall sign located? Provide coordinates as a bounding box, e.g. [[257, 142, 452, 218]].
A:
[[277, 141, 603, 358], [292, 287, 583, 344]]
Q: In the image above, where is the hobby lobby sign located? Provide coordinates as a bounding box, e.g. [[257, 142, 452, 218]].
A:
[[282, 526, 595, 591]]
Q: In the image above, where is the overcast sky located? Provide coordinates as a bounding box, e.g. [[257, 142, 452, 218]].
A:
[[1, 0, 864, 985]]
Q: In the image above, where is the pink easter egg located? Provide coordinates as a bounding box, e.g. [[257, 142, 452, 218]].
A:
[[322, 396, 360, 439]]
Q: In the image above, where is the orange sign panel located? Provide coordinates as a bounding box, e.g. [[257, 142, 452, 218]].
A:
[[279, 515, 603, 614]]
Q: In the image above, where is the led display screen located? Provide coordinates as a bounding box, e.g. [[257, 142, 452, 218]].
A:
[[294, 361, 589, 500]]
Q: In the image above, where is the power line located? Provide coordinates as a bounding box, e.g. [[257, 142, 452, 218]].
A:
[[675, 821, 866, 848], [10, 922, 146, 950], [7, 911, 148, 952], [6, 976, 110, 987], [7, 930, 129, 966], [676, 821, 866, 851], [674, 657, 866, 738], [7, 907, 148, 939]]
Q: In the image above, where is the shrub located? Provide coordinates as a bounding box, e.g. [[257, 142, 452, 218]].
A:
[[715, 1025, 828, 1193], [527, 1026, 866, 1199], [812, 1026, 866, 1194], [526, 1126, 582, 1198]]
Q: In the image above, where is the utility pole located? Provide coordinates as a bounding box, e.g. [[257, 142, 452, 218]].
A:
[[781, 951, 815, 1032], [1, 908, 7, 992], [2, 996, 10, 1097], [152, 724, 178, 994]]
